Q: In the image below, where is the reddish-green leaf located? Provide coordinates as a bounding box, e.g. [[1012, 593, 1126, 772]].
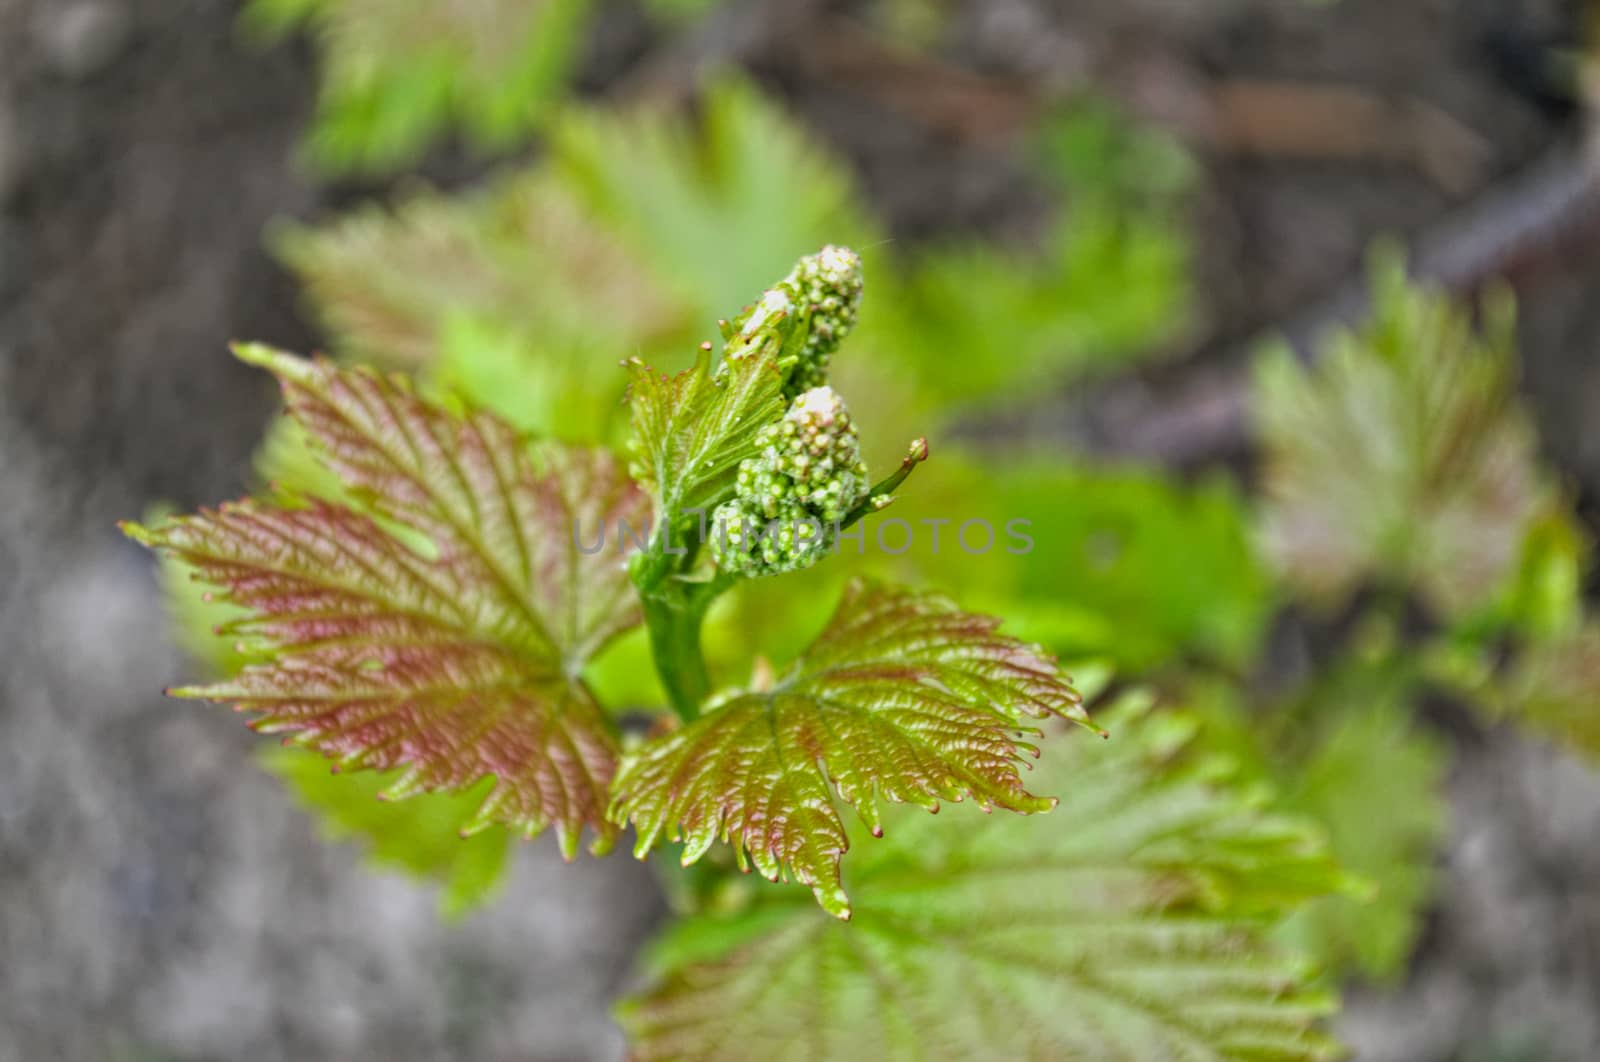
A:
[[610, 579, 1094, 918], [621, 697, 1346, 1061], [124, 346, 648, 857]]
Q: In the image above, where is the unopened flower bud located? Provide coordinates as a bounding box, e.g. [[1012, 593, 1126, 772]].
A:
[[784, 245, 863, 393], [711, 386, 869, 577], [722, 246, 864, 395]]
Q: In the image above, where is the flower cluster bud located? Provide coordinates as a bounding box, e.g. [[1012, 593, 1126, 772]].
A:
[[782, 245, 863, 393], [711, 386, 869, 577], [722, 245, 863, 395]]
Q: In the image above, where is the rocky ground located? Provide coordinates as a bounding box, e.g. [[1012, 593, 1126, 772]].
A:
[[2, 0, 1599, 1059]]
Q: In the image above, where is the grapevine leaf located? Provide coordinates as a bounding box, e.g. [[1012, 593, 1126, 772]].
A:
[[1191, 670, 1447, 981], [264, 746, 514, 918], [552, 76, 877, 323], [1494, 507, 1590, 642], [273, 167, 675, 379], [621, 696, 1345, 1061], [1275, 697, 1447, 980], [241, 344, 647, 664], [625, 340, 786, 520], [156, 481, 517, 913], [243, 0, 594, 174], [951, 458, 1269, 670], [271, 78, 869, 441], [123, 348, 649, 857], [153, 521, 267, 678], [610, 579, 1094, 919], [1256, 259, 1546, 618]]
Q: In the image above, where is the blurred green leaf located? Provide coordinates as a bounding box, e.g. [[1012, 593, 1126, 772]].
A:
[[264, 747, 514, 918], [1494, 507, 1591, 642], [1035, 99, 1198, 205], [255, 416, 349, 503], [1256, 259, 1548, 619], [1275, 694, 1448, 981], [276, 80, 1190, 458], [272, 169, 681, 440], [274, 79, 876, 442], [972, 461, 1270, 669], [428, 310, 634, 440], [860, 229, 1180, 405], [583, 625, 664, 714], [1191, 669, 1448, 982], [242, 0, 593, 173], [621, 693, 1346, 1060], [550, 76, 879, 324]]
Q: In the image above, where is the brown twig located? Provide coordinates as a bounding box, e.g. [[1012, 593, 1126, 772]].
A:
[[1206, 80, 1495, 196], [787, 19, 1493, 193]]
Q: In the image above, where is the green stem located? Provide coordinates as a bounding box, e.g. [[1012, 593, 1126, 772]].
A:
[[641, 590, 713, 721], [839, 437, 929, 529], [633, 523, 735, 723]]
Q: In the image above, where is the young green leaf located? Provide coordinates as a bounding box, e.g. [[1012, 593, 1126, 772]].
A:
[[123, 348, 648, 857], [621, 696, 1345, 1061], [625, 329, 786, 522], [968, 459, 1270, 670], [1190, 670, 1447, 982], [243, 0, 594, 173], [1256, 262, 1546, 618], [610, 579, 1094, 919], [1494, 508, 1590, 642], [270, 168, 679, 407], [552, 76, 877, 322], [1275, 697, 1447, 980]]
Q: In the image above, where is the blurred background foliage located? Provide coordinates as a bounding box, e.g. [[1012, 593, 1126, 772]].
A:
[[139, 0, 1600, 1051], [241, 0, 596, 173]]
